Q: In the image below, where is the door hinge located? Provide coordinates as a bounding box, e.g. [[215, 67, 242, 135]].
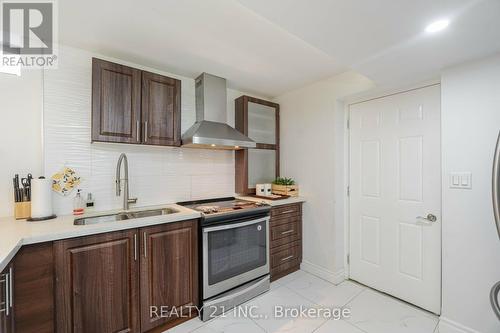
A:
[[347, 254, 350, 265], [347, 186, 350, 196], [347, 118, 350, 129]]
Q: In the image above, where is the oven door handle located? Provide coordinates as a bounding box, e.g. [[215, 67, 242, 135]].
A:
[[203, 217, 269, 233], [204, 275, 270, 306]]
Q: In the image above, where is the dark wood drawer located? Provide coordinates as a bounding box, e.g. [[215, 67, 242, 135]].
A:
[[270, 213, 301, 227], [270, 241, 301, 279], [271, 203, 302, 219], [270, 219, 300, 248], [269, 203, 303, 281]]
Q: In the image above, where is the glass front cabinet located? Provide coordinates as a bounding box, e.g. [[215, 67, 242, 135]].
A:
[[235, 96, 279, 194]]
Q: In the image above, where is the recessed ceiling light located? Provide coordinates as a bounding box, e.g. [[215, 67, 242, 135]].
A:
[[425, 19, 450, 33]]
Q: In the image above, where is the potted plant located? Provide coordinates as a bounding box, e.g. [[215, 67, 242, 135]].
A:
[[272, 177, 299, 197]]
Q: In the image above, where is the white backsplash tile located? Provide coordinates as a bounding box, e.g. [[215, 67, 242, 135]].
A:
[[190, 174, 235, 200], [44, 46, 239, 215]]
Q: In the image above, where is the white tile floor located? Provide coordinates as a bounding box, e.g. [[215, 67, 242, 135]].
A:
[[166, 270, 439, 333]]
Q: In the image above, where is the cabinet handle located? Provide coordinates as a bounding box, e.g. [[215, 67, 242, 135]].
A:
[[134, 234, 138, 261], [281, 255, 295, 262], [143, 232, 147, 258], [3, 272, 9, 316], [0, 274, 6, 314], [136, 121, 140, 142], [281, 229, 294, 235], [5, 271, 9, 315], [144, 121, 148, 143], [280, 210, 295, 215], [8, 267, 12, 309]]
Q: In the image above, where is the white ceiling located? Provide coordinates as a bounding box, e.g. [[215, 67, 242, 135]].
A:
[[237, 0, 500, 88], [59, 0, 500, 97], [58, 0, 343, 97]]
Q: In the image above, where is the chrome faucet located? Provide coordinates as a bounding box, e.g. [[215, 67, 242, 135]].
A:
[[116, 153, 137, 210]]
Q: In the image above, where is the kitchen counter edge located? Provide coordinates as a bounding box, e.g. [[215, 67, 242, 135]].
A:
[[237, 196, 306, 207], [0, 203, 201, 272]]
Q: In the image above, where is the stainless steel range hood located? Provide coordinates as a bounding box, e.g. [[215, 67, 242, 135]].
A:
[[182, 73, 256, 150]]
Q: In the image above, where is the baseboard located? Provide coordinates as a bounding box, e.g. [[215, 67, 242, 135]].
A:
[[300, 260, 345, 285], [438, 317, 481, 333]]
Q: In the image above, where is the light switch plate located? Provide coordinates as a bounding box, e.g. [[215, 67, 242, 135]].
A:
[[449, 172, 472, 189]]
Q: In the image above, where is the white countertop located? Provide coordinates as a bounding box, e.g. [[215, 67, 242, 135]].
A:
[[237, 195, 306, 207], [0, 204, 201, 272]]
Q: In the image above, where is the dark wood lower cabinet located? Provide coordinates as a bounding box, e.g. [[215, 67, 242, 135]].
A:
[[13, 243, 55, 333], [269, 203, 303, 281], [140, 220, 198, 332], [3, 219, 199, 332], [52, 220, 198, 333], [54, 229, 140, 333]]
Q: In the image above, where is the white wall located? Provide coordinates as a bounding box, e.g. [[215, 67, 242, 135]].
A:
[[43, 46, 261, 215], [0, 70, 43, 217], [439, 55, 500, 333], [274, 71, 374, 281]]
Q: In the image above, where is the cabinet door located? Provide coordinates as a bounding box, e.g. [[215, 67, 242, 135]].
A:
[[139, 220, 198, 332], [55, 230, 140, 333], [235, 96, 280, 194], [92, 58, 142, 144], [142, 71, 181, 146], [14, 243, 55, 333], [247, 101, 277, 145]]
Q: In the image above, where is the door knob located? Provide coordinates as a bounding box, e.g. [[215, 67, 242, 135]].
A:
[[416, 214, 437, 225]]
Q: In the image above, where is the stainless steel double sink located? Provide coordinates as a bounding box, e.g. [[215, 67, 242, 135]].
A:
[[74, 207, 179, 225]]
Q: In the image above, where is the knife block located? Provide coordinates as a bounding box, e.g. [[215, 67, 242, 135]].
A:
[[14, 202, 31, 220]]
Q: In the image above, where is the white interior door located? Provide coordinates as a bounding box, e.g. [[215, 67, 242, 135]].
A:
[[349, 85, 441, 314]]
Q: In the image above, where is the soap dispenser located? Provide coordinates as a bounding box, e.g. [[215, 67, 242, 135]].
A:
[[86, 192, 95, 213], [73, 189, 85, 215]]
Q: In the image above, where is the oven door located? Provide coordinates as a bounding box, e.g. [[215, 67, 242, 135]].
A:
[[203, 216, 270, 299]]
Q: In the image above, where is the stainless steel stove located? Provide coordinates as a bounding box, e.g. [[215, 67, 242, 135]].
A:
[[177, 197, 271, 321], [178, 197, 270, 224]]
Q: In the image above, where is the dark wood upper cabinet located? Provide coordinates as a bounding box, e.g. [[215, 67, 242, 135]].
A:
[[54, 230, 140, 333], [139, 220, 198, 332], [92, 58, 181, 147], [92, 58, 142, 144], [235, 96, 280, 194], [142, 71, 181, 146]]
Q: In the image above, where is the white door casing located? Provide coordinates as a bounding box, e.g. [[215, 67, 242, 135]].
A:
[[349, 85, 441, 314]]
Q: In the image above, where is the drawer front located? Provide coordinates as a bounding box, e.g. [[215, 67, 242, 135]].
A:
[[270, 219, 300, 248], [270, 241, 301, 274], [271, 203, 301, 219], [270, 213, 301, 227]]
